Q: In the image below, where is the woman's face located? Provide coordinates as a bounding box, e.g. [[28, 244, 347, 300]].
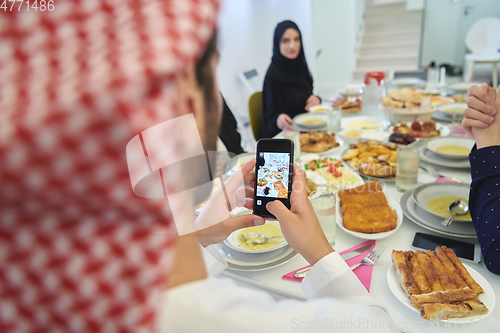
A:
[[279, 28, 301, 59]]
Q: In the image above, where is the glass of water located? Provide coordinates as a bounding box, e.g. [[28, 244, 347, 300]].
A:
[[283, 128, 301, 158], [326, 106, 342, 134], [396, 147, 420, 192], [310, 190, 336, 247]]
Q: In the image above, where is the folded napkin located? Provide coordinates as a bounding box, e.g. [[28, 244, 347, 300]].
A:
[[450, 124, 473, 138], [282, 240, 376, 292]]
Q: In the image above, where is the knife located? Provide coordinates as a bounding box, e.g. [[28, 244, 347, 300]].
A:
[[294, 243, 374, 278]]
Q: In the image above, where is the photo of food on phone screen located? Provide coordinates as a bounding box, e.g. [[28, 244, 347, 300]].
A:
[[256, 152, 290, 199]]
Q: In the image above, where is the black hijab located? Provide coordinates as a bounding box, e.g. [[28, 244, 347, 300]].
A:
[[261, 20, 315, 138]]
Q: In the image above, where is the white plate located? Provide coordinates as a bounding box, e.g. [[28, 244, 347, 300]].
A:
[[401, 189, 477, 238], [308, 104, 333, 113], [387, 263, 495, 323], [449, 82, 483, 92], [223, 219, 288, 254], [419, 146, 471, 169], [293, 113, 327, 129], [342, 116, 390, 131], [435, 102, 467, 115], [426, 137, 474, 160], [389, 77, 423, 87], [218, 243, 298, 271], [412, 182, 472, 223], [305, 157, 365, 190], [339, 87, 363, 97], [336, 189, 403, 240]]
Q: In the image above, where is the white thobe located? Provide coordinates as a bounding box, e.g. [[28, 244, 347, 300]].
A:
[[161, 246, 398, 332]]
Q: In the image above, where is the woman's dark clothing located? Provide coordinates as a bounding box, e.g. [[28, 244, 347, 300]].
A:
[[219, 96, 245, 155], [469, 145, 500, 275], [261, 20, 316, 138]]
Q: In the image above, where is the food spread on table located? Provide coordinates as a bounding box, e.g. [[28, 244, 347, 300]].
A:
[[342, 140, 397, 178], [381, 88, 430, 110], [392, 247, 487, 321], [339, 181, 397, 233], [237, 224, 284, 251], [256, 153, 290, 199], [333, 97, 362, 113], [300, 131, 340, 153], [305, 157, 362, 188]]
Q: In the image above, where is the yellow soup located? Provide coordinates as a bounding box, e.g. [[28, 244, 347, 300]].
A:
[[427, 196, 471, 220], [345, 120, 381, 130], [314, 107, 328, 112], [435, 145, 470, 156], [237, 224, 284, 251], [302, 119, 326, 125]]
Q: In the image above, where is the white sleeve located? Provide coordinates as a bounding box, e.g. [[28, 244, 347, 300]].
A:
[[200, 244, 227, 277], [161, 252, 398, 333]]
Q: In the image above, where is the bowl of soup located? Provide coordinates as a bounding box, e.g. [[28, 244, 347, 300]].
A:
[[412, 182, 472, 222], [426, 137, 474, 160], [309, 105, 333, 113]]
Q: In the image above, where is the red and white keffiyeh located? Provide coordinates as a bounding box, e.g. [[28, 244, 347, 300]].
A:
[[0, 0, 219, 332]]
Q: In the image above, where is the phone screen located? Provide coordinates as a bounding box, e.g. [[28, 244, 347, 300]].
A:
[[412, 233, 477, 261], [253, 139, 294, 218]]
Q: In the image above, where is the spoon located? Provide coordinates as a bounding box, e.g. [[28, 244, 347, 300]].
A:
[[441, 200, 469, 227], [242, 232, 284, 245]]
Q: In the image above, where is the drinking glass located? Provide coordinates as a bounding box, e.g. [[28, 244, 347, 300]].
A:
[[283, 128, 301, 158], [396, 147, 420, 192], [326, 106, 342, 134], [425, 67, 439, 91], [310, 190, 336, 247]]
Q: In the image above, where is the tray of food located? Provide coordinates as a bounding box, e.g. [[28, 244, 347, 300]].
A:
[[388, 247, 494, 322], [335, 181, 401, 239], [333, 97, 362, 113], [304, 157, 364, 191], [341, 140, 397, 180], [300, 131, 343, 154]]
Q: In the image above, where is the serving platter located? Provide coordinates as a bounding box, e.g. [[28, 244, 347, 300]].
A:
[[387, 263, 495, 323], [335, 189, 403, 240], [340, 146, 396, 183]]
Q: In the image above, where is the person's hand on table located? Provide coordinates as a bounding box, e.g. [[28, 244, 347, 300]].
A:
[[462, 83, 497, 133], [196, 158, 265, 247], [266, 164, 333, 266], [305, 95, 321, 111], [468, 86, 500, 149], [277, 113, 293, 130]]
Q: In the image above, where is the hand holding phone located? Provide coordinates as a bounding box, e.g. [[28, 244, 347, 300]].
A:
[[253, 139, 294, 218]]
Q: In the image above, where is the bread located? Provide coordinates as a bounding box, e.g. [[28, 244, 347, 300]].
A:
[[339, 181, 397, 234], [391, 247, 488, 321], [420, 299, 488, 321]]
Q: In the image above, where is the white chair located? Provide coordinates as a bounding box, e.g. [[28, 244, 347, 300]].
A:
[[464, 17, 500, 87]]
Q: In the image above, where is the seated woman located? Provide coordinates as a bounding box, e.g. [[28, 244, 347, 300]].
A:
[[462, 83, 500, 274], [261, 20, 320, 138]]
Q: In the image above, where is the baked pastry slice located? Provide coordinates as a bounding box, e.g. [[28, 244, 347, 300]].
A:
[[420, 298, 488, 321]]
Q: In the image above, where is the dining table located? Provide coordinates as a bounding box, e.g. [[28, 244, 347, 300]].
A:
[[218, 106, 500, 333]]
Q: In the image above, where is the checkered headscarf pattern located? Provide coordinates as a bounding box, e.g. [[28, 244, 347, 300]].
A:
[[0, 0, 219, 332]]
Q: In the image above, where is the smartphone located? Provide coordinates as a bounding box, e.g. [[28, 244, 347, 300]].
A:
[[412, 232, 481, 263], [253, 138, 294, 219]]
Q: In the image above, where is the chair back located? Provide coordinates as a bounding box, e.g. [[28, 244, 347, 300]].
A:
[[248, 92, 263, 141], [465, 17, 500, 54]]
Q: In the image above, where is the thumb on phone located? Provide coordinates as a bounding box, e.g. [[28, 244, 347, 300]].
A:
[[266, 200, 292, 223]]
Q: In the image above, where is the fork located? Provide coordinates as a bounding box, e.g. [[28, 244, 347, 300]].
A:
[[419, 164, 462, 183], [350, 244, 386, 270]]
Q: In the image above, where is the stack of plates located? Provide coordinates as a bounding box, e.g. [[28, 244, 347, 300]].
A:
[[217, 208, 298, 271], [419, 137, 474, 169], [401, 183, 477, 238]]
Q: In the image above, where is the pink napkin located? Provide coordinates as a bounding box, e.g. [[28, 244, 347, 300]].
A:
[[282, 240, 376, 292], [450, 124, 473, 138], [435, 177, 468, 184]]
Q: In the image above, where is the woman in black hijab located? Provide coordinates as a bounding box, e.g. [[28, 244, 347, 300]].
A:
[[261, 20, 320, 138]]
